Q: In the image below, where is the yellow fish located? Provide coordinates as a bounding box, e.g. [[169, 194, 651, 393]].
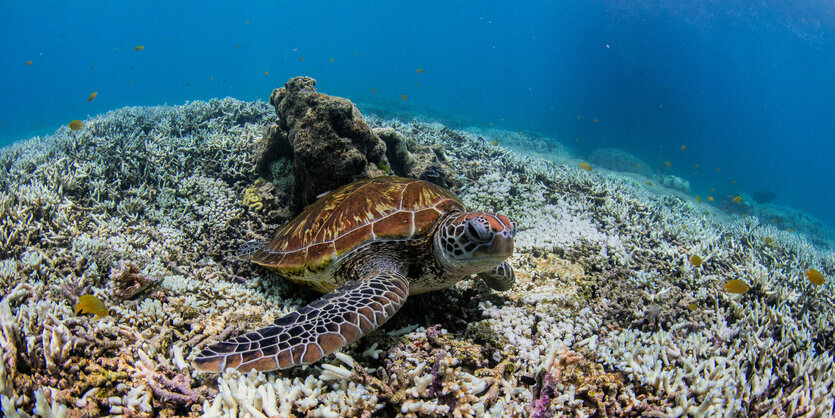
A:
[[806, 269, 825, 286], [681, 145, 686, 150], [763, 237, 774, 245], [579, 162, 592, 172], [68, 120, 83, 130], [24, 60, 32, 65], [724, 280, 750, 294], [665, 161, 672, 167], [646, 181, 653, 186], [75, 295, 108, 318], [696, 196, 702, 203], [416, 68, 425, 73], [134, 45, 144, 51], [371, 88, 377, 93], [330, 58, 334, 63], [689, 255, 702, 267], [707, 196, 715, 202], [592, 118, 599, 123], [491, 140, 499, 146], [401, 94, 407, 102], [733, 196, 743, 203], [87, 91, 97, 102], [264, 71, 269, 76]]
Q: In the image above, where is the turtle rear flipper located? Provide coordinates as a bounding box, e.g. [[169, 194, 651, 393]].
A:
[[193, 273, 409, 373]]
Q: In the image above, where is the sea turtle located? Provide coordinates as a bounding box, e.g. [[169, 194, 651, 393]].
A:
[[193, 176, 516, 372]]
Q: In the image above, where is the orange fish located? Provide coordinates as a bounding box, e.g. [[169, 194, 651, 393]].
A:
[[236, 43, 240, 48], [665, 161, 672, 167], [592, 118, 599, 123], [24, 60, 32, 65], [733, 196, 743, 203], [371, 88, 377, 93], [579, 162, 592, 172], [708, 196, 715, 202], [246, 20, 250, 25], [689, 255, 702, 267], [806, 269, 824, 286], [87, 91, 97, 102], [681, 145, 687, 150], [134, 45, 144, 51], [401, 94, 407, 102], [299, 57, 304, 61], [68, 120, 83, 130], [330, 58, 334, 63], [416, 68, 425, 73], [491, 140, 499, 146], [264, 71, 269, 76]]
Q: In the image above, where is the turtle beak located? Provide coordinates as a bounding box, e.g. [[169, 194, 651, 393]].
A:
[[487, 234, 514, 258]]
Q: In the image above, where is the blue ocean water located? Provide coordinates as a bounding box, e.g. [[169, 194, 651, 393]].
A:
[[2, 1, 833, 228]]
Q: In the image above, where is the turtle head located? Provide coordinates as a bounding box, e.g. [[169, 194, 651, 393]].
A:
[[434, 211, 516, 276]]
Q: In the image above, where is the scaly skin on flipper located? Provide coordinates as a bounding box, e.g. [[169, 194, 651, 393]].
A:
[[193, 273, 409, 372], [477, 261, 515, 291]]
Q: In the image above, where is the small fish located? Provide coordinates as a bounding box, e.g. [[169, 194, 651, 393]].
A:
[[371, 88, 377, 93], [236, 240, 266, 257], [711, 188, 716, 192], [787, 228, 793, 233], [68, 120, 83, 130], [687, 303, 698, 312], [416, 68, 425, 73], [330, 58, 334, 63], [696, 196, 702, 203], [763, 237, 774, 245], [579, 162, 592, 172], [134, 45, 144, 51], [265, 71, 269, 76], [665, 161, 672, 167], [724, 279, 750, 294], [646, 181, 653, 186], [236, 43, 241, 48], [733, 196, 743, 203], [689, 255, 702, 267], [88, 91, 98, 102], [491, 139, 499, 146], [299, 57, 304, 61], [75, 295, 109, 318], [708, 196, 715, 202], [681, 145, 687, 150], [806, 269, 824, 286], [694, 164, 700, 168], [246, 20, 250, 25], [488, 122, 493, 127], [716, 168, 721, 172], [401, 94, 407, 102], [636, 163, 642, 168], [577, 115, 582, 120], [24, 60, 32, 65], [592, 118, 599, 123], [694, 171, 700, 175]]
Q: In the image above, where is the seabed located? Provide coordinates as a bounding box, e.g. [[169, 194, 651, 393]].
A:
[[0, 97, 833, 417]]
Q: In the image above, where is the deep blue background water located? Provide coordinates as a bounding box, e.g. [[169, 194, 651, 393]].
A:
[[2, 1, 833, 228]]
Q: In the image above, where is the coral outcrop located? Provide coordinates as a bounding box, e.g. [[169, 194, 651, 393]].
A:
[[256, 76, 388, 213], [588, 148, 654, 177], [373, 127, 456, 189]]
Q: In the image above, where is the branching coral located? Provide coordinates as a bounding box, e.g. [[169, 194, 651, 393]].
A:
[[110, 260, 156, 299]]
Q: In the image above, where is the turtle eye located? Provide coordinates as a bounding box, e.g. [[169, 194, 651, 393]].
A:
[[465, 220, 490, 243]]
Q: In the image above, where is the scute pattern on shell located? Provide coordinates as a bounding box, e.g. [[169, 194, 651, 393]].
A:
[[251, 177, 464, 276]]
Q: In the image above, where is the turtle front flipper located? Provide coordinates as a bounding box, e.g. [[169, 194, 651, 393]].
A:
[[477, 261, 515, 291], [193, 273, 409, 373]]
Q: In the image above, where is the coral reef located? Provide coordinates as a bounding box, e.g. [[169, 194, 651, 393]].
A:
[[373, 127, 456, 189], [0, 93, 832, 417]]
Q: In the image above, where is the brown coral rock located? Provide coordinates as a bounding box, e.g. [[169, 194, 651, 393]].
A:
[[373, 127, 456, 190], [256, 76, 388, 213]]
